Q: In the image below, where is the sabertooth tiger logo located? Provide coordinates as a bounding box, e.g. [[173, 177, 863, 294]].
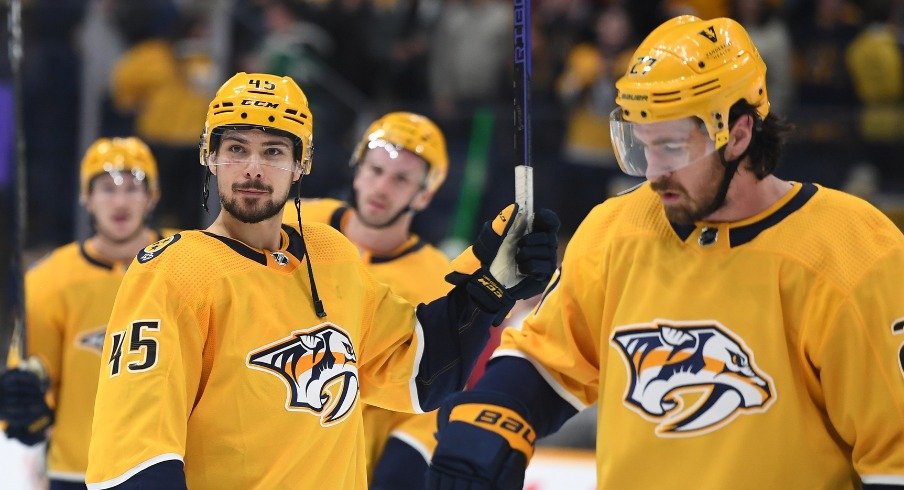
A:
[[76, 327, 107, 354], [247, 324, 359, 426], [611, 320, 775, 437]]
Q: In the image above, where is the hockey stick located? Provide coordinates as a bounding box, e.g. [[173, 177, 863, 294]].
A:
[[513, 0, 533, 232], [0, 0, 28, 369]]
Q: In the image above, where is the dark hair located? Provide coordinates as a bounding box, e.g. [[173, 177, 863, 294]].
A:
[[729, 100, 794, 179]]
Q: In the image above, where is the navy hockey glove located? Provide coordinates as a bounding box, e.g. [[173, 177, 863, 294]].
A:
[[447, 204, 559, 323], [427, 391, 535, 490], [0, 366, 53, 446]]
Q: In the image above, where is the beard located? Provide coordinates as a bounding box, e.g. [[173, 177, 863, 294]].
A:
[[355, 205, 410, 229], [349, 186, 413, 229], [650, 162, 727, 225], [220, 181, 288, 224]]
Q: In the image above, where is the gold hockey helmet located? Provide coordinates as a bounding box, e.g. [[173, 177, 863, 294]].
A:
[[614, 16, 769, 149], [200, 72, 314, 174], [351, 112, 448, 193], [80, 137, 159, 200]]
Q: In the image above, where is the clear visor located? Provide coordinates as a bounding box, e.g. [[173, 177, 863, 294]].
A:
[[609, 109, 718, 178], [203, 126, 301, 172], [366, 138, 406, 159], [101, 164, 148, 187], [205, 153, 298, 172]]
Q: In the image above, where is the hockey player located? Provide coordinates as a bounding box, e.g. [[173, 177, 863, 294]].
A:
[[281, 111, 455, 488], [427, 16, 904, 489], [0, 137, 171, 489], [84, 72, 559, 489]]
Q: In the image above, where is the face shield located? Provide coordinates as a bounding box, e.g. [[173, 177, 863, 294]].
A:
[[358, 138, 430, 189], [203, 127, 301, 172], [609, 109, 719, 178]]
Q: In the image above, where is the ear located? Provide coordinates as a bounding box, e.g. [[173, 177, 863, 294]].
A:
[[409, 188, 436, 212], [146, 191, 161, 213], [724, 114, 753, 161], [294, 160, 306, 182], [83, 194, 95, 214]]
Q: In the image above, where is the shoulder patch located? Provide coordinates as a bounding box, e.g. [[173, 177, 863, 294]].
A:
[[137, 234, 181, 263]]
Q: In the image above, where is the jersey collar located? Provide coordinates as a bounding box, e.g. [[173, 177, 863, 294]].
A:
[[202, 227, 302, 266], [80, 229, 165, 271], [669, 182, 818, 248]]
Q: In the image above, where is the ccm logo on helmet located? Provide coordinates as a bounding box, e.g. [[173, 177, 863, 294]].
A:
[[242, 99, 280, 108], [611, 320, 774, 437], [247, 323, 359, 426]]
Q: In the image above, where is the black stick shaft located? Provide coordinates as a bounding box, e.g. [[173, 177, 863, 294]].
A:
[[1, 0, 27, 365], [513, 0, 534, 230], [513, 0, 531, 169]]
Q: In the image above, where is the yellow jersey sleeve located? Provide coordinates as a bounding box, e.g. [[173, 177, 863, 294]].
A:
[[24, 259, 65, 387], [810, 244, 904, 478], [87, 262, 207, 484], [496, 205, 610, 409]]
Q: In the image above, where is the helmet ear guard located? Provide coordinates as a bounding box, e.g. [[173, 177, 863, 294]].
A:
[[350, 112, 448, 193], [614, 16, 769, 151], [200, 72, 314, 175]]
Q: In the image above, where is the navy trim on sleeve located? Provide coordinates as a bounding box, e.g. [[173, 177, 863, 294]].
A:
[[110, 460, 186, 489]]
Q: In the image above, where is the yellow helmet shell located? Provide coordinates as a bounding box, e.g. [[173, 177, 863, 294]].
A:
[[615, 16, 769, 149], [351, 112, 448, 193], [80, 137, 159, 199], [200, 72, 314, 174]]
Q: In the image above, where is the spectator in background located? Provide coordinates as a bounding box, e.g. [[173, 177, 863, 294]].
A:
[[364, 0, 436, 103], [791, 0, 860, 109], [21, 0, 87, 248], [785, 0, 862, 188], [109, 1, 210, 230], [733, 0, 795, 113], [555, 5, 640, 235], [845, 0, 904, 195], [428, 0, 511, 119], [253, 0, 362, 200]]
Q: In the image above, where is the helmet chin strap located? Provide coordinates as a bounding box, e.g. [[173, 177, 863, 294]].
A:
[[202, 169, 212, 212], [294, 176, 327, 318], [705, 147, 741, 217]]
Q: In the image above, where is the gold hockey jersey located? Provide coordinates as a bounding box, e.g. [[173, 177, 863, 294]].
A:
[[86, 224, 434, 489], [286, 198, 451, 475], [24, 231, 173, 482], [497, 182, 904, 488]]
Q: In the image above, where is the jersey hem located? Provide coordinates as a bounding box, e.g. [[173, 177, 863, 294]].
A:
[[491, 349, 588, 411], [389, 430, 432, 463], [86, 453, 183, 490], [862, 475, 904, 485], [47, 470, 86, 482]]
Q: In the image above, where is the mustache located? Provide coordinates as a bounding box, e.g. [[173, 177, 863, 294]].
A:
[[650, 179, 683, 194], [232, 181, 273, 193]]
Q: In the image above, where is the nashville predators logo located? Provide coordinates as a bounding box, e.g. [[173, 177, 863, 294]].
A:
[[247, 323, 359, 426], [611, 320, 775, 437], [137, 234, 181, 263], [75, 326, 107, 355]]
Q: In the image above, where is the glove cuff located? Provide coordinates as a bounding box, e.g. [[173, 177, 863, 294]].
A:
[[447, 403, 536, 460]]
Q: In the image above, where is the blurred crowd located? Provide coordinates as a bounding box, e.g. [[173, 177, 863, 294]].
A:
[[6, 0, 904, 254]]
